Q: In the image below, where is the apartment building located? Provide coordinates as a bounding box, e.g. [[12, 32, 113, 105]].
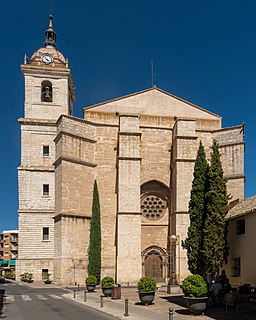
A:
[[0, 230, 19, 275]]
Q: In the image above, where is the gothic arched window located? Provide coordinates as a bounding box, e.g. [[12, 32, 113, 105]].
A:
[[41, 81, 53, 102]]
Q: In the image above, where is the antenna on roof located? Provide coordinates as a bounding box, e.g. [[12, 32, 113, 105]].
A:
[[151, 59, 157, 88], [151, 59, 154, 87]]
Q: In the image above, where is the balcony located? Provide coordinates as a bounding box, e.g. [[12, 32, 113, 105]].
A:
[[11, 247, 18, 252], [10, 237, 18, 243]]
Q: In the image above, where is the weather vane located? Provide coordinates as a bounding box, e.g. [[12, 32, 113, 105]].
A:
[[50, 0, 53, 15]]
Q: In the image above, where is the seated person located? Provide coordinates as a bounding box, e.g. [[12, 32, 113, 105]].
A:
[[239, 284, 251, 295], [239, 284, 251, 303], [209, 279, 225, 306], [224, 278, 232, 293], [209, 279, 223, 297], [219, 270, 228, 288]]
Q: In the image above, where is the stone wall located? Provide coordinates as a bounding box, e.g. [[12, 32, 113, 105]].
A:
[[54, 215, 89, 285], [16, 211, 54, 280]]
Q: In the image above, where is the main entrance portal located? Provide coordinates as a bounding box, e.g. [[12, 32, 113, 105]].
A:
[[142, 246, 168, 282], [144, 252, 162, 278]]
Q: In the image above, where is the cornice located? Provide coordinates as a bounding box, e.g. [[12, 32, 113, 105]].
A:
[[54, 131, 97, 144], [225, 174, 246, 181], [18, 118, 56, 126], [21, 63, 71, 76], [18, 166, 54, 172], [18, 209, 55, 214], [53, 156, 97, 168], [118, 157, 142, 161], [119, 132, 141, 136], [218, 141, 245, 148], [54, 213, 91, 221]]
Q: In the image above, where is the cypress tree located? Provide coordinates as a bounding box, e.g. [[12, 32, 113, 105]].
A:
[[203, 140, 229, 277], [182, 141, 208, 275], [88, 180, 101, 283]]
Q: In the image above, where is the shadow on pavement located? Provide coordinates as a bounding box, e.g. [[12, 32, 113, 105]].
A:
[[0, 289, 5, 316], [160, 294, 256, 320], [160, 294, 186, 307]]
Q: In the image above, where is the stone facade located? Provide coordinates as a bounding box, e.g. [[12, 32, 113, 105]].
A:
[[18, 19, 245, 286]]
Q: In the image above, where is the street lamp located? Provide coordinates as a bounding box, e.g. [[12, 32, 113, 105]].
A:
[[170, 235, 177, 285]]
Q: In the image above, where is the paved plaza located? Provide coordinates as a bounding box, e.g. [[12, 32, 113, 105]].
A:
[[63, 285, 256, 320], [8, 281, 256, 320]]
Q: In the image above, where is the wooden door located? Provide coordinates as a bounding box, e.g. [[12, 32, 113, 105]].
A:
[[144, 254, 162, 279]]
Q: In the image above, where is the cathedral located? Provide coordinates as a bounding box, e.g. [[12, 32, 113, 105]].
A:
[[17, 16, 245, 285]]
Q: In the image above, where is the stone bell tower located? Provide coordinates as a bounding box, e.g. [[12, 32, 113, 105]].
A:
[[17, 16, 75, 281]]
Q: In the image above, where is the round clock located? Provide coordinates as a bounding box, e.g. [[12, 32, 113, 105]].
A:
[[42, 55, 53, 64]]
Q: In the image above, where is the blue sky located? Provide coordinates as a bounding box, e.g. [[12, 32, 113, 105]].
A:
[[0, 0, 255, 231]]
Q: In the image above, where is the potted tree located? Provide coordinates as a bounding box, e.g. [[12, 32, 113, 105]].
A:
[[101, 276, 114, 297], [21, 273, 33, 283], [43, 273, 52, 284], [85, 275, 97, 292], [137, 276, 157, 305], [182, 274, 208, 315], [20, 273, 26, 282], [27, 273, 34, 283]]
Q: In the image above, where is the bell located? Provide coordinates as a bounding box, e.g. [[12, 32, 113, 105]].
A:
[[44, 86, 51, 98]]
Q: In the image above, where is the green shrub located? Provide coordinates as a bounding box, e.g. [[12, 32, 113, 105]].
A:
[[137, 277, 157, 292], [20, 273, 25, 281], [5, 270, 15, 279], [101, 276, 114, 288], [182, 274, 208, 297], [20, 272, 33, 282], [43, 273, 51, 281], [27, 273, 33, 281], [86, 275, 97, 285]]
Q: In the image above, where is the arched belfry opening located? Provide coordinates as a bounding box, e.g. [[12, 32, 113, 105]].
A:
[[141, 180, 171, 282], [41, 81, 53, 102]]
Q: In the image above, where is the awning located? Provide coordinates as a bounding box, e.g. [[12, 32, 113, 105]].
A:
[[10, 260, 16, 266], [2, 260, 8, 266]]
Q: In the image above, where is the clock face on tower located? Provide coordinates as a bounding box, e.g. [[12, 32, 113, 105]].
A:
[[42, 55, 53, 64]]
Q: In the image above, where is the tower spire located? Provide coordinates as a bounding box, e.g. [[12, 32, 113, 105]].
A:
[[44, 15, 56, 48]]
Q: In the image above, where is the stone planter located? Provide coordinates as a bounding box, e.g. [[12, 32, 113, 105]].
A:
[[184, 297, 208, 315], [43, 280, 52, 284], [138, 291, 156, 305], [102, 287, 112, 297], [86, 284, 96, 292]]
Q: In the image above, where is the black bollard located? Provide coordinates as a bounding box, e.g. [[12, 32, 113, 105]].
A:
[[169, 307, 173, 320], [84, 290, 87, 302], [78, 284, 80, 291], [100, 295, 104, 308], [73, 289, 76, 298], [124, 298, 129, 317]]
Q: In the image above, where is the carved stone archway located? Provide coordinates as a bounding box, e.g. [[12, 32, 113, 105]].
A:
[[142, 246, 168, 281]]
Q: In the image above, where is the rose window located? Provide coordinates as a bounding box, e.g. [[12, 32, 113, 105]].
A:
[[141, 195, 167, 220]]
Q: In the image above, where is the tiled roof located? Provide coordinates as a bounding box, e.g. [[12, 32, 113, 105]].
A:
[[227, 195, 256, 219]]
